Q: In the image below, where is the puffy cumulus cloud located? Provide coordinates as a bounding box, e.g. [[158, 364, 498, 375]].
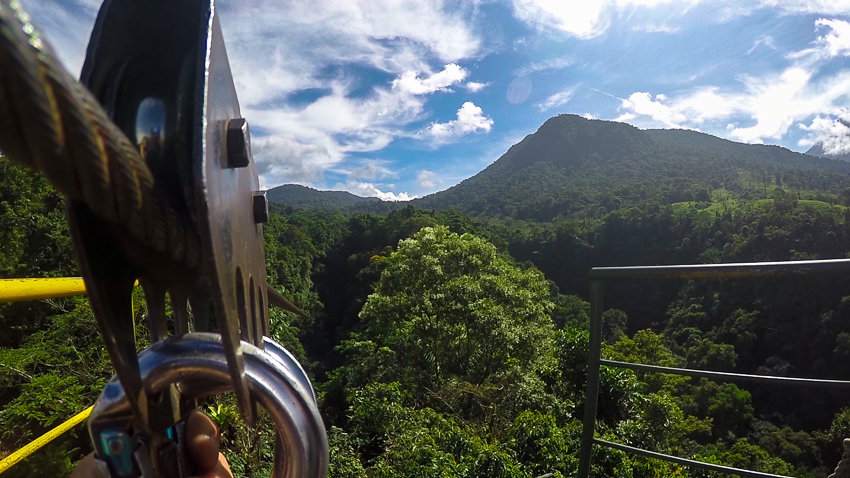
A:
[[615, 18, 850, 146], [333, 181, 415, 201], [27, 0, 483, 189], [798, 109, 850, 154], [225, 0, 480, 108], [247, 65, 468, 183], [417, 170, 436, 188], [814, 18, 850, 57], [253, 136, 331, 187], [537, 86, 578, 111], [427, 102, 494, 142], [612, 89, 688, 130], [787, 18, 850, 64], [465, 82, 490, 92], [392, 64, 468, 95]]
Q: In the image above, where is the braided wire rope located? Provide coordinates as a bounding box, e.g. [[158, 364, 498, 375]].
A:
[[0, 0, 200, 269]]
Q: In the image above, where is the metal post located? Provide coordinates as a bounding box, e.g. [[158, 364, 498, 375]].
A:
[[577, 280, 604, 478]]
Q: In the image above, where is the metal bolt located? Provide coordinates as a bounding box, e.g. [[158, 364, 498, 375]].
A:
[[253, 191, 269, 224], [226, 118, 251, 168], [107, 436, 125, 455]]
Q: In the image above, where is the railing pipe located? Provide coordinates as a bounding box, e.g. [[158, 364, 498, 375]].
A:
[[588, 258, 850, 281], [596, 439, 790, 478], [0, 278, 87, 303], [601, 359, 850, 389], [577, 280, 604, 478], [576, 258, 850, 477]]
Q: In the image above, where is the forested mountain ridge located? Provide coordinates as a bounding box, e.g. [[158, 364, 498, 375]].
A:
[[267, 184, 380, 210], [411, 115, 850, 220], [270, 115, 850, 221], [806, 142, 850, 162]]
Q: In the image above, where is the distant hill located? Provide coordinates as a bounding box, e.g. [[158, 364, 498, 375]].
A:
[[806, 143, 850, 162], [269, 115, 850, 220], [411, 115, 850, 220], [266, 184, 380, 210]]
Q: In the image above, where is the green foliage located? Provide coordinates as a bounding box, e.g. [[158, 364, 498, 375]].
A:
[[507, 411, 580, 477], [208, 394, 276, 478], [267, 184, 380, 211], [9, 108, 850, 478], [606, 330, 689, 394], [750, 420, 820, 468], [692, 439, 795, 476], [338, 226, 555, 427]]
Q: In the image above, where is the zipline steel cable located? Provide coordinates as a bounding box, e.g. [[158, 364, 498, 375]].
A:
[[0, 0, 201, 269]]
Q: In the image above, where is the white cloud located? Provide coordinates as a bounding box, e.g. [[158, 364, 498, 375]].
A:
[[253, 136, 330, 186], [427, 102, 494, 142], [510, 0, 693, 39], [757, 0, 850, 16], [333, 181, 415, 201], [26, 0, 483, 187], [615, 18, 850, 146], [392, 64, 468, 95], [619, 92, 687, 128], [17, 0, 101, 75], [223, 0, 482, 186], [582, 113, 598, 119], [347, 160, 400, 181], [814, 18, 850, 57], [798, 108, 850, 154], [512, 0, 850, 39], [515, 56, 575, 76], [510, 0, 611, 39], [465, 82, 490, 92], [537, 86, 578, 111], [417, 170, 436, 188], [614, 112, 637, 122], [247, 63, 476, 182]]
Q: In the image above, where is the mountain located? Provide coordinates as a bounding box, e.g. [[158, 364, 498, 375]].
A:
[[806, 142, 850, 162], [411, 115, 850, 220], [268, 115, 850, 220], [266, 184, 380, 210]]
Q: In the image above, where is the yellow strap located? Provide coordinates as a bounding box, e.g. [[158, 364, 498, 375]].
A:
[[0, 278, 87, 303], [0, 279, 137, 471], [0, 278, 141, 303], [0, 406, 93, 474]]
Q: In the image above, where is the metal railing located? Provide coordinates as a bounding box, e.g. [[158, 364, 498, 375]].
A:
[[577, 258, 850, 478], [0, 278, 129, 474]]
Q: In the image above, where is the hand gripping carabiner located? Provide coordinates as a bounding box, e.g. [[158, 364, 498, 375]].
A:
[[87, 334, 329, 478]]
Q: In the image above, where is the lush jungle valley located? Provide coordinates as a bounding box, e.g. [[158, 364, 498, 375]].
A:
[[6, 115, 850, 477]]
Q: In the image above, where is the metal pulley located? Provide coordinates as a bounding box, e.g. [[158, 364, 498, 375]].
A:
[[0, 0, 328, 475], [72, 0, 266, 430]]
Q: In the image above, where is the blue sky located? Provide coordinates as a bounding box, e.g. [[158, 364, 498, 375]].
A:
[[24, 0, 850, 199]]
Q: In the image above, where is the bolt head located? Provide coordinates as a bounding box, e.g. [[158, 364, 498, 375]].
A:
[[253, 191, 269, 224], [107, 437, 125, 455], [226, 118, 251, 168]]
